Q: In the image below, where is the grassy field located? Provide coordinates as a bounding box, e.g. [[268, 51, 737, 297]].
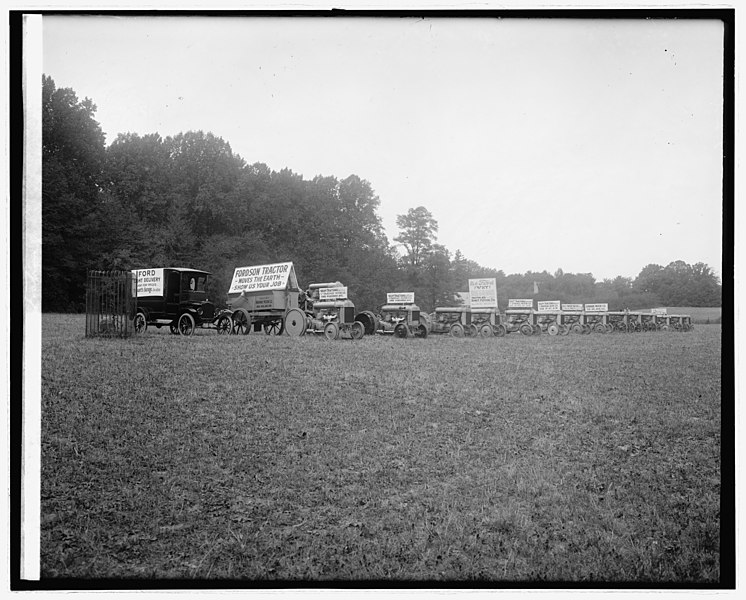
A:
[[39, 314, 723, 583]]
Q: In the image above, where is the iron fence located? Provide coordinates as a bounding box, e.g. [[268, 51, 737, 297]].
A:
[[85, 270, 137, 338]]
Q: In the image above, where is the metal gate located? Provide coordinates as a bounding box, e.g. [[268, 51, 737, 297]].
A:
[[85, 270, 137, 338]]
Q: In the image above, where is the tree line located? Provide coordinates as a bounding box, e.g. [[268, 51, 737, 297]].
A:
[[41, 75, 722, 313]]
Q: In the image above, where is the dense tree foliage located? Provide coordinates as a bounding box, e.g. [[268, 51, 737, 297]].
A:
[[40, 76, 722, 313], [42, 75, 106, 310]]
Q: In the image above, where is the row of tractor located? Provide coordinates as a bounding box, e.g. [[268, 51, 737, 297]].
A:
[[130, 264, 693, 338]]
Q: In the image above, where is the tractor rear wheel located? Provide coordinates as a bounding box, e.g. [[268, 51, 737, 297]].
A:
[[354, 311, 379, 335], [415, 324, 428, 338], [284, 308, 307, 336]]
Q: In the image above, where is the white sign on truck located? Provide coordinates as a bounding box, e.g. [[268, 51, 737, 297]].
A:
[[469, 278, 497, 308], [319, 286, 348, 300], [651, 307, 668, 315], [132, 268, 164, 297], [387, 292, 415, 304], [228, 262, 296, 294], [537, 301, 561, 312]]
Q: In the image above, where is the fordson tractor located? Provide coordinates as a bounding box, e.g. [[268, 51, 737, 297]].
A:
[[284, 282, 366, 340], [354, 293, 429, 338]]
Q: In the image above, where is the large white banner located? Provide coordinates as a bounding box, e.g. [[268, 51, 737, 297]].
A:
[[537, 301, 561, 312], [387, 292, 415, 304], [508, 299, 533, 309], [469, 278, 497, 308], [585, 303, 609, 312], [228, 262, 294, 294], [651, 307, 668, 315], [132, 268, 164, 297]]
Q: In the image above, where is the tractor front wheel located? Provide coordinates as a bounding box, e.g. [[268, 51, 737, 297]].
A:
[[324, 321, 339, 340], [394, 323, 409, 338], [450, 323, 465, 338], [351, 321, 365, 340]]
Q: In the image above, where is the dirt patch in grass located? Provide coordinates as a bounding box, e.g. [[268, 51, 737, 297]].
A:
[[40, 315, 722, 582]]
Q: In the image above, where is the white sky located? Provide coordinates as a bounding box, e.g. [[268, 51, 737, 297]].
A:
[[41, 14, 725, 281]]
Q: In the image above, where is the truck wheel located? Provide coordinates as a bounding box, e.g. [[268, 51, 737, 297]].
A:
[[134, 312, 148, 334], [178, 313, 195, 336], [216, 314, 233, 335]]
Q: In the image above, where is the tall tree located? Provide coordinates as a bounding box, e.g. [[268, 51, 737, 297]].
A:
[[394, 206, 438, 268], [42, 75, 107, 311]]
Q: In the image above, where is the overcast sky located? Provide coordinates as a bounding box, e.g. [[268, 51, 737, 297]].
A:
[[41, 14, 725, 281]]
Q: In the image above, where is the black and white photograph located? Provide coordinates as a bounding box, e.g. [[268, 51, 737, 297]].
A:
[[12, 1, 734, 592]]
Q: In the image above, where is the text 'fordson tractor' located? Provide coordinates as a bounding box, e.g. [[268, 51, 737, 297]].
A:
[[289, 282, 366, 340], [132, 267, 233, 336], [355, 292, 429, 338], [226, 261, 301, 335]]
